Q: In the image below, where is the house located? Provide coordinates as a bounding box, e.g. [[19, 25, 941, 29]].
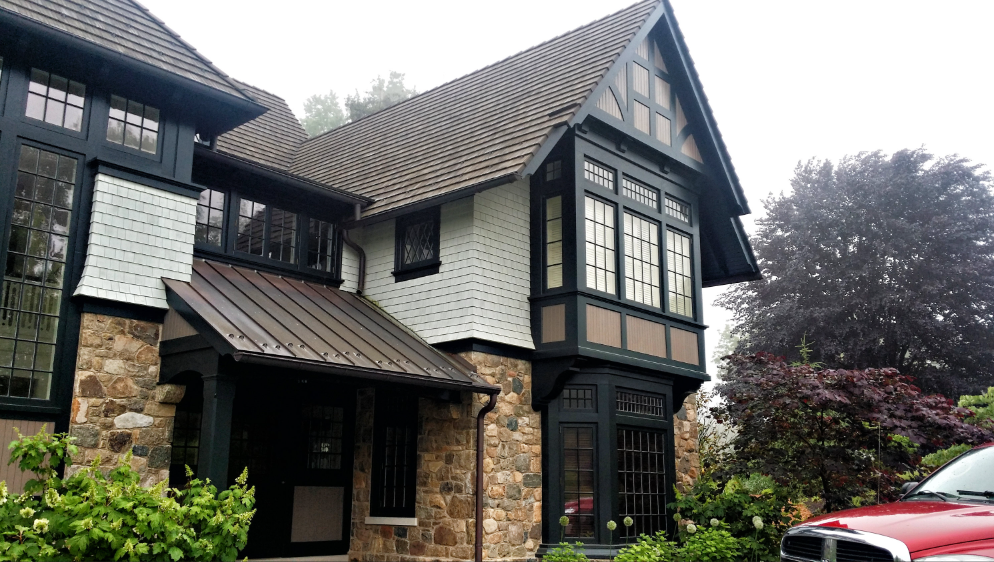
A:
[[0, 0, 758, 560]]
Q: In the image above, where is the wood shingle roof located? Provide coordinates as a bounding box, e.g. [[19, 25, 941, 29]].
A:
[[291, 0, 659, 219], [217, 81, 308, 171], [0, 0, 248, 100]]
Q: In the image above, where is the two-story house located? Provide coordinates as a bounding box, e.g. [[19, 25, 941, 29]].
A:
[[0, 0, 758, 561]]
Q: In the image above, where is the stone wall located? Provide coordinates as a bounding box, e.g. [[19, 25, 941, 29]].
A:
[[348, 352, 540, 562], [673, 394, 700, 491], [67, 313, 184, 485]]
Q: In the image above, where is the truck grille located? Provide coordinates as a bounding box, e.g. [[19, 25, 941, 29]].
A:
[[782, 536, 823, 560], [836, 540, 893, 562], [782, 534, 897, 562]]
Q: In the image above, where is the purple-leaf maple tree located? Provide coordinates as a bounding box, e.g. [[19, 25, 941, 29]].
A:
[[714, 353, 991, 513]]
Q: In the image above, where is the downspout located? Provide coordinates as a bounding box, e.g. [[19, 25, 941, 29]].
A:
[[341, 203, 366, 294], [476, 390, 500, 562]]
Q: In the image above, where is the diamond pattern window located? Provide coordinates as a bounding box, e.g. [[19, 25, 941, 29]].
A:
[[236, 198, 266, 256], [585, 197, 616, 295], [107, 95, 160, 154], [624, 213, 660, 307], [195, 189, 225, 248], [622, 177, 658, 209], [268, 207, 297, 263], [667, 229, 694, 317], [0, 146, 77, 399], [665, 197, 690, 223], [618, 428, 668, 539], [562, 426, 596, 538], [394, 207, 441, 281], [584, 160, 615, 191], [25, 69, 85, 132], [546, 196, 563, 289], [371, 392, 418, 517], [307, 219, 337, 273]]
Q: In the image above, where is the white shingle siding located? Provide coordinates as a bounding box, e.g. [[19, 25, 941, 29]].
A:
[[74, 174, 197, 309], [350, 179, 533, 349]]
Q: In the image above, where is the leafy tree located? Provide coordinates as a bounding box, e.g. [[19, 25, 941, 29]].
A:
[[300, 90, 346, 137], [713, 353, 991, 513], [343, 71, 417, 122], [718, 149, 994, 395], [300, 71, 417, 137]]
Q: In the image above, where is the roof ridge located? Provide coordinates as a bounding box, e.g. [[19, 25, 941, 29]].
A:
[[125, 0, 251, 101], [297, 0, 658, 149]]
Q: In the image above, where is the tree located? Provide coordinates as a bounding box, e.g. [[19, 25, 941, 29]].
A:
[[300, 90, 346, 137], [343, 71, 417, 122], [718, 149, 994, 396], [714, 353, 991, 512]]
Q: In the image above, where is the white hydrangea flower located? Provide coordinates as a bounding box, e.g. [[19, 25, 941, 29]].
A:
[[753, 516, 764, 530], [19, 506, 34, 518], [710, 518, 720, 527], [686, 523, 697, 534], [32, 518, 49, 533]]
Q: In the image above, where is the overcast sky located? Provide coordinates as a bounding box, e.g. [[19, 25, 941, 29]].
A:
[[141, 0, 994, 374]]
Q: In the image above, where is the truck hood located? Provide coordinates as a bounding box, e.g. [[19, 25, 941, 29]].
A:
[[802, 501, 994, 554]]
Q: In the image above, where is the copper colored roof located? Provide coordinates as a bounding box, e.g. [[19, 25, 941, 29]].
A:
[[0, 0, 248, 100], [291, 0, 659, 219], [164, 260, 497, 393], [217, 81, 307, 171]]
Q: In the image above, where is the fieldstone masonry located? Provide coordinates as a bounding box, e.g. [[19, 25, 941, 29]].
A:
[[673, 394, 700, 490], [67, 313, 183, 485]]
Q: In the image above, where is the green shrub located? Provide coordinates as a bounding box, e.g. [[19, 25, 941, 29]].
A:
[[543, 542, 588, 562], [615, 531, 675, 562], [678, 526, 744, 562], [0, 426, 255, 561]]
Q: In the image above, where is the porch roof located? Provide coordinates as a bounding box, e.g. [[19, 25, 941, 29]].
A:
[[163, 259, 498, 393]]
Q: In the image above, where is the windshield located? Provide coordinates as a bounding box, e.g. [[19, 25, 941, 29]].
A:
[[904, 446, 994, 503]]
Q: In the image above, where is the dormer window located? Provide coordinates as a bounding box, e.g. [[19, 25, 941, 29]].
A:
[[25, 69, 85, 132], [107, 95, 160, 154], [393, 207, 441, 281]]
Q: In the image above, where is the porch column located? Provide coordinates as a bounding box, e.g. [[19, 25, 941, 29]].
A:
[[198, 373, 236, 488]]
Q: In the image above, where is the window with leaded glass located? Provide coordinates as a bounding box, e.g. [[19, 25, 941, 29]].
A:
[[562, 426, 596, 538], [618, 428, 668, 539], [107, 95, 160, 154], [584, 197, 616, 295], [302, 405, 344, 469], [25, 69, 85, 132], [371, 392, 418, 517], [583, 160, 614, 192], [393, 207, 440, 281], [268, 207, 297, 263], [666, 229, 693, 317], [236, 198, 266, 255], [307, 219, 336, 273], [624, 213, 660, 308], [195, 189, 225, 247], [546, 196, 563, 289], [0, 146, 77, 399], [665, 197, 690, 223], [170, 409, 202, 475], [622, 177, 658, 209]]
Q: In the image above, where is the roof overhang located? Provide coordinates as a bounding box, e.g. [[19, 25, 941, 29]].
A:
[[162, 260, 498, 394]]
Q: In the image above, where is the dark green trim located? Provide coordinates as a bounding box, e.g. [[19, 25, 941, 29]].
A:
[[78, 296, 167, 324], [94, 161, 203, 199], [433, 339, 534, 362]]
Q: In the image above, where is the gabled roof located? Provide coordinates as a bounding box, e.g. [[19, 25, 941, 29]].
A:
[[216, 81, 308, 171], [0, 0, 248, 101], [292, 0, 659, 218]]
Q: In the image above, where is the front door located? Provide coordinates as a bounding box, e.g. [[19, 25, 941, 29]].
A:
[[234, 378, 355, 558]]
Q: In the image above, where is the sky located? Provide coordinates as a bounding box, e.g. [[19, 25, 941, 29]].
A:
[[140, 0, 994, 375]]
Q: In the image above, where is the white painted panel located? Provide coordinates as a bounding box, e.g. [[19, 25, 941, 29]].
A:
[[73, 174, 196, 309]]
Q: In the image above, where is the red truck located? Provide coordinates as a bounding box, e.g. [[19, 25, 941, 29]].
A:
[[781, 443, 994, 562]]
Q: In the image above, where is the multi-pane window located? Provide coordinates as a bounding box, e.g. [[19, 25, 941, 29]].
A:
[[26, 69, 85, 132], [107, 95, 160, 154], [546, 160, 562, 182], [667, 230, 694, 317], [546, 196, 563, 289], [402, 221, 436, 265], [394, 208, 441, 280], [616, 391, 666, 418], [170, 409, 202, 476], [302, 405, 344, 469], [0, 146, 76, 399], [195, 189, 225, 247], [562, 387, 595, 410], [624, 213, 660, 307], [268, 207, 297, 263], [585, 197, 616, 295], [618, 428, 668, 539], [622, 177, 658, 209], [236, 198, 266, 255], [665, 197, 690, 223], [583, 160, 614, 191], [562, 426, 596, 538], [307, 219, 336, 273], [371, 393, 418, 517]]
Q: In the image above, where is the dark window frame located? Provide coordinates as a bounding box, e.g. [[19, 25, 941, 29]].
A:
[[104, 94, 162, 158], [370, 391, 419, 518], [393, 206, 441, 282], [21, 67, 90, 139]]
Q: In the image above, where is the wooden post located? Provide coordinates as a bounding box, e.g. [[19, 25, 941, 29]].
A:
[[198, 373, 236, 488]]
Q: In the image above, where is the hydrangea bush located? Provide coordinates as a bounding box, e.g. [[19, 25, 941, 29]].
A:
[[0, 427, 255, 561]]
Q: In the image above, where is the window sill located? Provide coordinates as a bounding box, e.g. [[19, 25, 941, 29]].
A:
[[392, 261, 441, 282], [364, 516, 418, 526]]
